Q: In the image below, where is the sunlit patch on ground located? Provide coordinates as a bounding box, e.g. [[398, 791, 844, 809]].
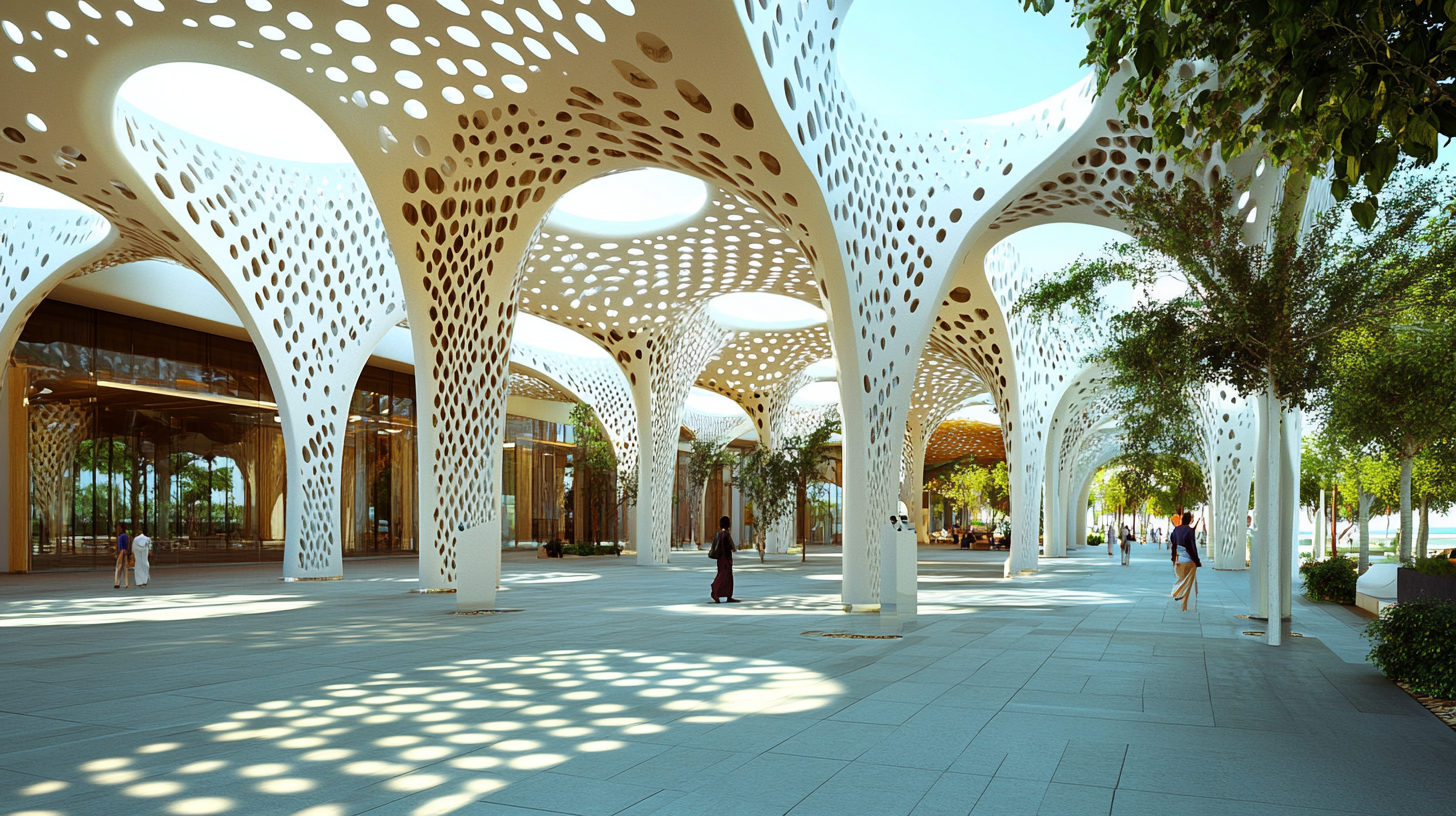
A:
[[4, 650, 837, 815], [0, 595, 317, 627], [499, 572, 601, 585]]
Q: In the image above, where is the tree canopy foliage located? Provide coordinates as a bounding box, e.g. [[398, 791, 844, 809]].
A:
[[927, 459, 1010, 526], [1025, 0, 1456, 224], [1016, 172, 1456, 465], [736, 414, 841, 556]]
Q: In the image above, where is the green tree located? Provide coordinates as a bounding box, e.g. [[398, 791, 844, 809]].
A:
[[686, 437, 736, 546], [1025, 0, 1456, 226], [735, 444, 793, 561], [944, 463, 992, 526], [781, 414, 842, 562], [988, 461, 1011, 523], [1322, 308, 1456, 562], [1018, 171, 1456, 638], [1412, 439, 1456, 558], [569, 403, 621, 548]]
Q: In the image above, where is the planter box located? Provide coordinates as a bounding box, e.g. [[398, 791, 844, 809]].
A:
[[1396, 568, 1456, 603]]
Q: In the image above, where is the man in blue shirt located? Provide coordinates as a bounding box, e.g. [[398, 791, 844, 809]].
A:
[[113, 523, 131, 589], [1169, 511, 1201, 611]]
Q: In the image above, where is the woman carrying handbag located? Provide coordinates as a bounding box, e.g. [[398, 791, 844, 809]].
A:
[[708, 516, 740, 603]]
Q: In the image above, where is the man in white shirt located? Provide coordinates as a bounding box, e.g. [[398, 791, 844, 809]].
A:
[[132, 529, 153, 587]]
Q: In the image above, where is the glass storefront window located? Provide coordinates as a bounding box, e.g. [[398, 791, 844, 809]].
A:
[[11, 300, 417, 571]]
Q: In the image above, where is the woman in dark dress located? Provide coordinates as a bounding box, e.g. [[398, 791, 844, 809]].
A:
[[710, 516, 740, 603]]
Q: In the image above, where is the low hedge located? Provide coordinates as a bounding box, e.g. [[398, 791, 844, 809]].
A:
[[1086, 532, 1105, 546], [1364, 600, 1456, 699], [1409, 557, 1456, 579], [1299, 554, 1357, 604]]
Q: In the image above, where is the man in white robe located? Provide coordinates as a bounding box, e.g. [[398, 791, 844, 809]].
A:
[[132, 529, 153, 587]]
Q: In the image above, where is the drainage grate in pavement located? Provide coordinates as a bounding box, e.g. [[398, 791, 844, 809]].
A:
[[455, 609, 523, 615], [802, 631, 902, 639], [1241, 631, 1303, 637]]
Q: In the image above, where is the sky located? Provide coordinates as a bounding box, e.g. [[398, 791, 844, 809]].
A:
[[837, 0, 1090, 123], [118, 62, 350, 164]]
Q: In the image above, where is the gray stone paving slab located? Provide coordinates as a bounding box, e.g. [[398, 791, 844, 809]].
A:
[[0, 544, 1451, 816]]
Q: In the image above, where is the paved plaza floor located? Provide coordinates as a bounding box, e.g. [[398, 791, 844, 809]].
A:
[[2, 542, 1451, 816]]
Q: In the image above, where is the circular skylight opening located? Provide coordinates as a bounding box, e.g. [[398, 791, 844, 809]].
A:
[[837, 0, 1088, 121], [707, 293, 826, 332], [948, 400, 999, 425], [0, 172, 93, 210], [547, 168, 708, 236], [118, 63, 350, 163], [686, 387, 748, 417], [791, 381, 840, 406], [513, 313, 608, 358], [802, 358, 838, 380]]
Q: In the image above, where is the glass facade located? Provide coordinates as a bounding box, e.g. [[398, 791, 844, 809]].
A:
[[8, 301, 842, 568], [499, 415, 576, 547], [11, 300, 417, 571]]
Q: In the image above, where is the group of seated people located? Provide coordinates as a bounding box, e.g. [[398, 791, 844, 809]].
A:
[[937, 524, 1009, 550]]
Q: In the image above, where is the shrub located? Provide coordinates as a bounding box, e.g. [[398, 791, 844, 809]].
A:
[[1299, 554, 1357, 604], [1365, 600, 1456, 699], [1409, 557, 1456, 579], [1087, 532, 1105, 546], [562, 542, 620, 556]]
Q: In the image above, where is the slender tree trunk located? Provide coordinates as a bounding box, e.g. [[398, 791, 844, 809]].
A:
[[1357, 490, 1372, 575], [1399, 453, 1414, 563], [1417, 494, 1430, 559], [1263, 374, 1283, 646]]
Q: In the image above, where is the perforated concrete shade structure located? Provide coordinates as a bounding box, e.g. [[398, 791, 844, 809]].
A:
[[0, 0, 1307, 610], [924, 420, 1004, 469]]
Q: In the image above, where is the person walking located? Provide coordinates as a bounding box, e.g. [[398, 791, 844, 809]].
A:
[[1170, 511, 1201, 611], [132, 528, 153, 587], [1151, 526, 1162, 550], [1107, 521, 1116, 557], [709, 516, 739, 603], [113, 523, 131, 589], [1121, 525, 1135, 566]]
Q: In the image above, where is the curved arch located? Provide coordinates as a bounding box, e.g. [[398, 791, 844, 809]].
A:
[[110, 94, 404, 580], [507, 328, 638, 484]]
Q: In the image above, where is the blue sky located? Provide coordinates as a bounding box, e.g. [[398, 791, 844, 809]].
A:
[[837, 0, 1090, 123]]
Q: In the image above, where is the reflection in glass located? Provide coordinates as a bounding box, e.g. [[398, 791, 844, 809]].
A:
[[11, 301, 417, 571]]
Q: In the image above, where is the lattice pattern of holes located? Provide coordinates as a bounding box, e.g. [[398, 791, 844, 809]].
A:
[[682, 405, 751, 449], [116, 108, 402, 579], [992, 116, 1172, 228], [923, 419, 1006, 467], [982, 242, 1109, 574], [700, 325, 833, 423], [764, 396, 840, 554], [0, 209, 111, 351], [1044, 369, 1118, 557], [1196, 385, 1258, 569], [508, 338, 638, 484], [680, 403, 751, 548], [737, 0, 1104, 599], [0, 0, 832, 593], [26, 401, 89, 535], [522, 195, 816, 331], [902, 350, 989, 531], [638, 303, 730, 563], [0, 0, 1224, 598], [1068, 428, 1123, 531], [386, 7, 846, 586], [506, 370, 575, 403], [1047, 378, 1254, 567]]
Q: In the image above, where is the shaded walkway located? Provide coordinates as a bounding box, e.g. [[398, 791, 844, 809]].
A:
[[0, 544, 1448, 815]]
